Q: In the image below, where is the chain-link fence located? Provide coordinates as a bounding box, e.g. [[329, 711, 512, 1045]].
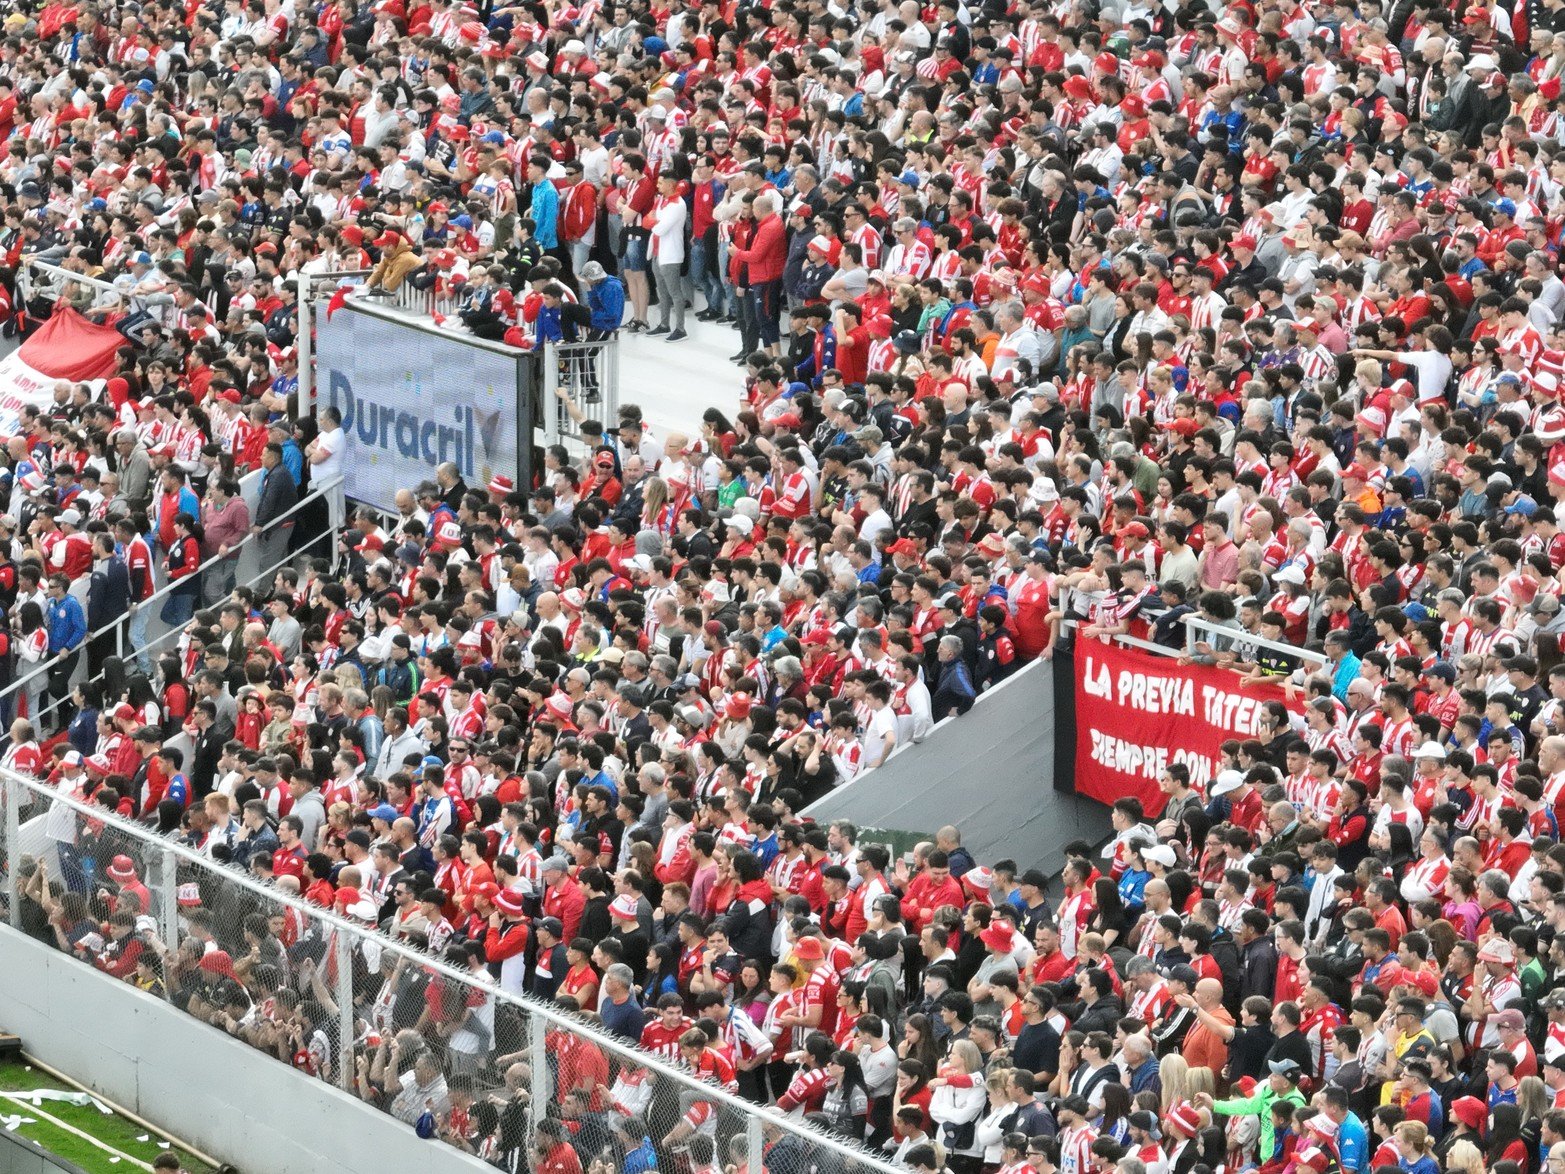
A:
[[0, 767, 907, 1173]]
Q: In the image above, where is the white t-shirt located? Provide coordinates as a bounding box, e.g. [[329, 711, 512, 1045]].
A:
[[314, 425, 345, 482]]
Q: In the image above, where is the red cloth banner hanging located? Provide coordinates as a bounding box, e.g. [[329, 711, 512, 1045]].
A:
[[1073, 640, 1301, 816]]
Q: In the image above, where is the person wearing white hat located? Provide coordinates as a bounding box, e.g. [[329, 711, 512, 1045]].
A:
[[46, 749, 91, 892], [1143, 843, 1178, 871]]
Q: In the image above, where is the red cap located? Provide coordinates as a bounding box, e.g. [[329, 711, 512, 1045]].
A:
[[1166, 1101, 1202, 1137], [792, 936, 825, 961], [494, 888, 527, 918], [887, 538, 920, 557], [1341, 464, 1370, 482], [980, 923, 1014, 951], [1450, 1096, 1487, 1131]]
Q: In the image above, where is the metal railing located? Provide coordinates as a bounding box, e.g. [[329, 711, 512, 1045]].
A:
[[0, 766, 906, 1173], [0, 476, 344, 733], [1067, 612, 1328, 670], [541, 340, 621, 451], [1181, 614, 1328, 668], [19, 258, 138, 321]]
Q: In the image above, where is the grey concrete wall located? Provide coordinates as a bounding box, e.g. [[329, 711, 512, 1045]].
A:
[[803, 658, 1109, 872], [0, 928, 491, 1174], [0, 1132, 89, 1174]]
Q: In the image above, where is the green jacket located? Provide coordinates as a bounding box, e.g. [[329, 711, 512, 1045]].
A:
[[1213, 1083, 1306, 1160]]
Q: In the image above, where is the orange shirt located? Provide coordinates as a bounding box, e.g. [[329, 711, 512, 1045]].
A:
[[1182, 1005, 1234, 1081]]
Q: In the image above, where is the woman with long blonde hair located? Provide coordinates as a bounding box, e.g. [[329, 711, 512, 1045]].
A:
[[1184, 1065, 1215, 1102], [1158, 1053, 1192, 1112], [1442, 1139, 1484, 1174], [1518, 1074, 1550, 1124], [640, 475, 671, 534]]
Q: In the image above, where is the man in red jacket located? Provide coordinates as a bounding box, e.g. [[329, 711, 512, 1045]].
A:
[[541, 856, 586, 941], [899, 849, 965, 936], [730, 189, 787, 359]]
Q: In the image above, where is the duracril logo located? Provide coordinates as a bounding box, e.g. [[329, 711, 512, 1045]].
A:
[[328, 370, 507, 479]]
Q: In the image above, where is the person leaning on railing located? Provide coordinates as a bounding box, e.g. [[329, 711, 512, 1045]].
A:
[[251, 442, 299, 574]]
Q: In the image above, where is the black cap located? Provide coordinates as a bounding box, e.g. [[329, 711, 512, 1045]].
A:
[[1167, 963, 1200, 987]]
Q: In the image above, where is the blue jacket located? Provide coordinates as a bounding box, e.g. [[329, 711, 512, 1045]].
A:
[[535, 303, 564, 344], [530, 180, 560, 248], [587, 277, 625, 332], [279, 439, 304, 487], [47, 593, 87, 653], [932, 658, 976, 717], [1329, 652, 1361, 702]]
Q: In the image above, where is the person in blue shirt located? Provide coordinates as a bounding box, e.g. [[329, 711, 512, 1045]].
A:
[[759, 606, 789, 653], [1117, 854, 1151, 914], [527, 156, 560, 250], [46, 574, 86, 655], [45, 573, 87, 711], [611, 1117, 659, 1174], [582, 261, 625, 335], [1318, 1086, 1368, 1174], [273, 424, 305, 486]]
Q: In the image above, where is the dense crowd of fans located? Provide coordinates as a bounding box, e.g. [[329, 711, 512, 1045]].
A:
[[12, 0, 1565, 1169]]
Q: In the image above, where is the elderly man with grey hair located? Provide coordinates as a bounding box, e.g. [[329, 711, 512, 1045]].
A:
[[114, 427, 153, 509], [634, 762, 670, 837], [992, 301, 1045, 381], [932, 635, 976, 718], [597, 963, 646, 1040]]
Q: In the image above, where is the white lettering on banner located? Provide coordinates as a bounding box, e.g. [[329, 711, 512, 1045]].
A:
[[1081, 654, 1199, 716], [1082, 654, 1269, 737], [1082, 655, 1113, 699], [1114, 669, 1195, 716], [1087, 729, 1217, 787], [1200, 685, 1268, 737]]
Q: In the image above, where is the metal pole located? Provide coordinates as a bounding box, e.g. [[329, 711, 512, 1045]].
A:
[[528, 1012, 549, 1135], [158, 846, 179, 999], [299, 274, 314, 416], [335, 931, 355, 1093], [4, 778, 19, 930], [747, 1113, 764, 1174], [541, 344, 557, 448]]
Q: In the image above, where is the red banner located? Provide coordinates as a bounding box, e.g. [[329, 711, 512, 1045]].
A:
[[1074, 641, 1301, 816], [19, 305, 124, 381]]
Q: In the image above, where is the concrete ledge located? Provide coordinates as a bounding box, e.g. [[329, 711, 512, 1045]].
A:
[[804, 658, 1109, 870], [0, 927, 489, 1174], [0, 1130, 92, 1174]]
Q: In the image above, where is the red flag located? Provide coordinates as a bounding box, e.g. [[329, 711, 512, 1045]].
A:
[[324, 284, 352, 322]]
